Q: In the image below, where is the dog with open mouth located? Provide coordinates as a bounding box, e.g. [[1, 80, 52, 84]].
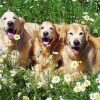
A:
[[58, 23, 100, 76], [32, 21, 62, 74], [0, 11, 35, 67]]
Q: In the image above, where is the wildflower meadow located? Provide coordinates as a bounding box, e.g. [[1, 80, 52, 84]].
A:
[[0, 0, 100, 100]]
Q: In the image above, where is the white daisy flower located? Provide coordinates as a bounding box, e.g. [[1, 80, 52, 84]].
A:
[[1, 78, 7, 84], [74, 85, 81, 92], [51, 76, 60, 84], [70, 61, 79, 69], [80, 84, 86, 92], [96, 78, 100, 84], [76, 82, 81, 86], [46, 97, 52, 100], [64, 73, 71, 83], [94, 92, 100, 100], [60, 96, 64, 100], [26, 83, 31, 88], [23, 96, 29, 100], [17, 92, 22, 97], [89, 93, 95, 100], [13, 34, 21, 40], [83, 15, 90, 21], [89, 18, 94, 22], [37, 82, 44, 89], [10, 70, 17, 77], [83, 74, 87, 80], [90, 92, 100, 100], [84, 80, 91, 87]]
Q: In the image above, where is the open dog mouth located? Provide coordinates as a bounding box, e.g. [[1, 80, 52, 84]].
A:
[[6, 28, 16, 39], [42, 37, 52, 46], [72, 46, 80, 55]]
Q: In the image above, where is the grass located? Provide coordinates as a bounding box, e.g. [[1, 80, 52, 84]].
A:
[[0, 0, 100, 100]]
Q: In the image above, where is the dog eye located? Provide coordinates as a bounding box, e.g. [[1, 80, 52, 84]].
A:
[[79, 32, 84, 35], [3, 17, 6, 20], [40, 27, 44, 29], [50, 27, 54, 30], [13, 16, 17, 19], [69, 32, 73, 35]]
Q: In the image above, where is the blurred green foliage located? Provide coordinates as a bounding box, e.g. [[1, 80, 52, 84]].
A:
[[0, 0, 100, 34]]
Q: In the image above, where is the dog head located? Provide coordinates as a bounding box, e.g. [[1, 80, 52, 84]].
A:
[[1, 11, 25, 40], [39, 21, 59, 47], [61, 23, 90, 55]]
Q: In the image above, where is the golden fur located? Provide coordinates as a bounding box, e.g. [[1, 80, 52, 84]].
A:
[[0, 11, 39, 67], [57, 23, 100, 76], [32, 21, 62, 73]]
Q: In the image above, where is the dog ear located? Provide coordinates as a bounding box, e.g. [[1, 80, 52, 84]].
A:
[[18, 17, 25, 33], [18, 17, 25, 26], [82, 25, 91, 41], [60, 24, 68, 44]]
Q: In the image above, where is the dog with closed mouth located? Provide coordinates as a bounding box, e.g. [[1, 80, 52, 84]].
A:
[[58, 23, 100, 76], [32, 21, 62, 74], [0, 11, 37, 67]]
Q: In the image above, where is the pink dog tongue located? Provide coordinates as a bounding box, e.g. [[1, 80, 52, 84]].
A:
[[7, 32, 14, 39], [43, 41, 49, 45], [72, 49, 79, 55]]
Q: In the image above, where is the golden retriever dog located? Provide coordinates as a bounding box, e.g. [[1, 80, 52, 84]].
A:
[[32, 21, 62, 74], [89, 35, 100, 49], [0, 11, 38, 67], [58, 23, 100, 76]]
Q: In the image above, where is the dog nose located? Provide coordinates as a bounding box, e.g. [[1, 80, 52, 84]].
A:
[[74, 40, 80, 46], [43, 31, 49, 36], [7, 21, 14, 27]]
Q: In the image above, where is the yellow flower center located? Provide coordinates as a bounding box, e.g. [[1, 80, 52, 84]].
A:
[[15, 36, 19, 38], [73, 63, 77, 67], [85, 81, 89, 85], [76, 87, 80, 91], [66, 76, 70, 79], [23, 96, 29, 100], [1, 80, 6, 84]]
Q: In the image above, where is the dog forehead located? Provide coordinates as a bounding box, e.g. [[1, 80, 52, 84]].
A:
[[41, 21, 54, 28], [68, 24, 83, 34], [2, 11, 17, 18]]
